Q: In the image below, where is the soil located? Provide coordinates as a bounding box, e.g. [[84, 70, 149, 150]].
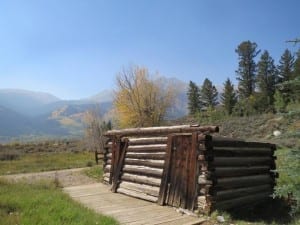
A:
[[0, 167, 97, 187]]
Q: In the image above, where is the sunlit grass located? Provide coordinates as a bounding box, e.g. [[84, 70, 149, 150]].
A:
[[0, 179, 118, 225], [0, 151, 94, 175]]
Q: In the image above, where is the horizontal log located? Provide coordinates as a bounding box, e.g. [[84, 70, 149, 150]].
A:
[[125, 152, 166, 160], [124, 158, 164, 168], [215, 184, 272, 201], [117, 187, 158, 202], [213, 147, 274, 156], [214, 191, 272, 210], [212, 139, 276, 150], [125, 137, 168, 145], [127, 144, 167, 153], [214, 166, 270, 177], [213, 157, 273, 167], [105, 125, 219, 137], [122, 165, 163, 177], [118, 181, 159, 197], [121, 173, 161, 187], [216, 174, 273, 190]]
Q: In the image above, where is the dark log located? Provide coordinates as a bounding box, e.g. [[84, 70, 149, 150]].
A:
[[213, 147, 274, 157], [125, 137, 168, 145], [122, 165, 163, 177], [121, 173, 161, 187], [215, 184, 272, 201], [125, 152, 166, 160], [105, 125, 219, 137], [117, 187, 158, 202], [158, 134, 173, 205], [126, 144, 167, 153], [118, 181, 159, 197], [213, 157, 273, 167], [214, 191, 272, 210], [124, 158, 164, 168], [212, 139, 276, 150], [111, 139, 128, 192], [216, 174, 273, 190], [214, 166, 270, 177]]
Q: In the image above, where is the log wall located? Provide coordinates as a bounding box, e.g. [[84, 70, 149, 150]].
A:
[[101, 125, 277, 214], [197, 136, 277, 213]]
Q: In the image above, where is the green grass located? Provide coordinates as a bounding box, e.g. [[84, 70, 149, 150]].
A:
[[0, 179, 118, 225], [0, 151, 95, 175], [83, 165, 103, 182]]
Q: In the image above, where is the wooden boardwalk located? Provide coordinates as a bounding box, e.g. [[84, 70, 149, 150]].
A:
[[64, 183, 206, 225]]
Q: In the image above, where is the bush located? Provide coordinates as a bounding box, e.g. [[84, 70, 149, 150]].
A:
[[0, 151, 21, 161]]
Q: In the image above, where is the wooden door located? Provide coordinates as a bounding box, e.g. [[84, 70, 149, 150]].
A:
[[158, 133, 198, 210]]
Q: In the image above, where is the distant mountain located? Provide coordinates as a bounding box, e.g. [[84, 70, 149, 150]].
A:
[[0, 89, 61, 116], [0, 80, 188, 141]]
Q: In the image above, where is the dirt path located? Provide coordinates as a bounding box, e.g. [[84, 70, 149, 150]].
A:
[[0, 167, 97, 187]]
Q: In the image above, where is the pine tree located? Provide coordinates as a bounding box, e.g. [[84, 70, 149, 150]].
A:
[[221, 78, 237, 115], [235, 41, 260, 99], [256, 50, 277, 107], [187, 81, 201, 115], [277, 49, 295, 83], [200, 78, 218, 108]]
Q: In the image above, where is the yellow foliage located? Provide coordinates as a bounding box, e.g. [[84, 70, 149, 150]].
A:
[[114, 66, 174, 128]]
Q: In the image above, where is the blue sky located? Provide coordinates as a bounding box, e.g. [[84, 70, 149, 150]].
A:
[[0, 0, 299, 99]]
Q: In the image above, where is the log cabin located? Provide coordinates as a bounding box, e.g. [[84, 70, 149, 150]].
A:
[[97, 124, 277, 214]]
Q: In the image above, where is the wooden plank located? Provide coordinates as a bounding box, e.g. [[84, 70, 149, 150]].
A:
[[215, 184, 272, 201], [215, 174, 273, 190], [111, 139, 129, 192], [121, 173, 161, 187], [119, 181, 159, 197], [122, 165, 163, 177], [126, 144, 167, 152], [212, 139, 275, 149], [214, 166, 270, 177], [158, 134, 174, 205], [125, 152, 166, 160], [117, 187, 158, 202], [105, 125, 219, 137], [124, 158, 164, 168], [212, 157, 273, 167], [186, 132, 198, 210], [126, 137, 168, 145], [214, 191, 272, 210]]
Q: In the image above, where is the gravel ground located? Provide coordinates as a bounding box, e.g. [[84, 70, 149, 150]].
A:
[[0, 168, 98, 187]]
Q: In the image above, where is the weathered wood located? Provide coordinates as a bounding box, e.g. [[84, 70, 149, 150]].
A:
[[215, 184, 272, 201], [214, 191, 272, 210], [158, 134, 173, 205], [213, 157, 273, 167], [215, 174, 273, 190], [126, 144, 167, 153], [119, 181, 159, 197], [125, 152, 166, 160], [111, 139, 129, 192], [122, 165, 163, 177], [213, 147, 274, 156], [212, 139, 276, 149], [117, 187, 158, 202], [105, 125, 219, 137], [121, 173, 161, 187], [125, 158, 164, 168], [214, 166, 270, 177], [186, 132, 198, 210], [126, 137, 168, 145], [109, 139, 120, 184]]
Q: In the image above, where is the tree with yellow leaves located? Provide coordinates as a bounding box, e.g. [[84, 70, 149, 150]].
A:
[[114, 66, 174, 128]]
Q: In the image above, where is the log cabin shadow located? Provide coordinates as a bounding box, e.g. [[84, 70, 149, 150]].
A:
[[223, 198, 292, 224]]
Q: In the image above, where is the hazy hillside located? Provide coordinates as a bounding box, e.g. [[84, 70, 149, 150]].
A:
[[0, 80, 188, 142]]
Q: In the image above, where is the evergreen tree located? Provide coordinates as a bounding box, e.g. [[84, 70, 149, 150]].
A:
[[221, 78, 237, 115], [277, 49, 295, 83], [293, 49, 300, 79], [235, 41, 260, 99], [256, 50, 277, 107], [200, 78, 218, 108], [187, 81, 201, 115]]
